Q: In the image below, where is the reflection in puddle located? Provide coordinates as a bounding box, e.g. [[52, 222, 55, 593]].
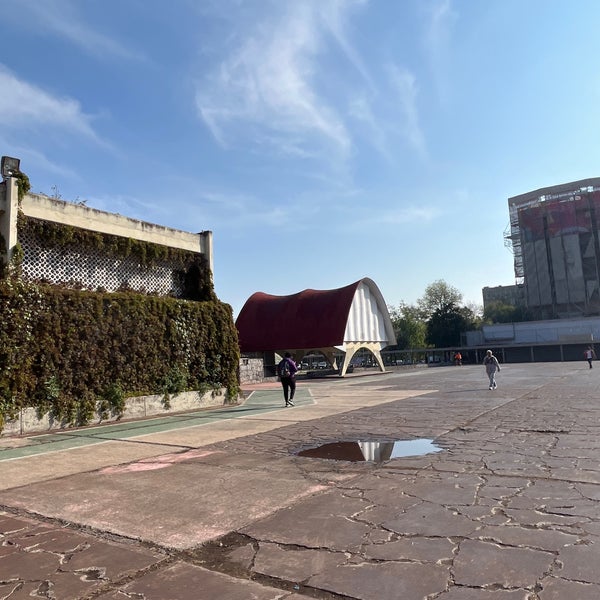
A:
[[297, 439, 442, 463]]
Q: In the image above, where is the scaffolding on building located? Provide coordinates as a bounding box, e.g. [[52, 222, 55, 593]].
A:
[[504, 177, 600, 318]]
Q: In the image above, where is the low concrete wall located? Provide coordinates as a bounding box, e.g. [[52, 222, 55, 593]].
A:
[[1, 388, 228, 437], [0, 178, 213, 276], [239, 357, 264, 384]]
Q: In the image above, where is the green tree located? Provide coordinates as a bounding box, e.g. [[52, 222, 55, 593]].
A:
[[417, 280, 463, 319], [426, 302, 473, 348], [388, 302, 427, 349]]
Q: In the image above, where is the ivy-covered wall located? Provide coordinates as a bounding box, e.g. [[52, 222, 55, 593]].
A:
[[0, 278, 240, 431], [0, 177, 240, 432]]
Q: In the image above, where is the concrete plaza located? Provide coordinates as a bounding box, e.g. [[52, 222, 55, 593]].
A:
[[1, 361, 600, 599]]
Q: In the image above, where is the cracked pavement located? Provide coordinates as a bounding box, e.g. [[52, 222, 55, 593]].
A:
[[1, 362, 600, 599]]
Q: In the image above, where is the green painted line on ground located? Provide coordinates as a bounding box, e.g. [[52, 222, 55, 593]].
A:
[[0, 435, 109, 461], [0, 389, 312, 462]]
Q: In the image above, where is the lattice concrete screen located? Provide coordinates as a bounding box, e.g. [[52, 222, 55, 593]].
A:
[[20, 227, 184, 297]]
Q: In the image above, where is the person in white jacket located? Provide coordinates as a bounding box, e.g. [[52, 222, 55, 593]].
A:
[[584, 346, 596, 369], [483, 350, 500, 390]]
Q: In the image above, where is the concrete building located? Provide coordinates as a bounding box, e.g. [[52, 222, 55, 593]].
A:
[[482, 284, 525, 310], [468, 179, 600, 363], [505, 177, 600, 319]]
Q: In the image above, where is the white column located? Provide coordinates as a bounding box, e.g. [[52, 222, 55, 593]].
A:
[[0, 177, 19, 265]]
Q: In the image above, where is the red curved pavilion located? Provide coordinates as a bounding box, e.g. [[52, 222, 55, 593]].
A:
[[235, 278, 395, 376]]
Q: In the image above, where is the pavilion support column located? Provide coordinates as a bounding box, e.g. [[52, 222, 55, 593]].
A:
[[319, 349, 338, 371], [339, 342, 387, 377], [360, 341, 386, 373], [340, 344, 360, 377]]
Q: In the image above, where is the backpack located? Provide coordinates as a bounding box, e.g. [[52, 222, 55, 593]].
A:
[[279, 359, 291, 378]]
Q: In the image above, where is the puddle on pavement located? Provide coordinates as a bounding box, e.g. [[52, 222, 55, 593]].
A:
[[297, 439, 442, 463]]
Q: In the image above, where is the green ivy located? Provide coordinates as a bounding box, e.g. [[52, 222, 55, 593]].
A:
[[160, 365, 188, 409], [0, 280, 240, 432], [99, 383, 126, 420], [14, 171, 31, 202]]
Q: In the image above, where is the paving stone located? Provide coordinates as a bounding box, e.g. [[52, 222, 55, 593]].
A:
[[63, 538, 163, 579], [0, 548, 62, 580], [538, 576, 600, 599], [453, 539, 554, 588], [0, 544, 18, 558], [0, 582, 45, 599], [396, 473, 483, 505], [362, 536, 455, 562], [474, 524, 580, 551], [553, 542, 600, 584], [242, 491, 372, 552], [382, 502, 479, 537], [307, 561, 449, 600], [9, 527, 91, 553], [575, 481, 600, 498], [438, 587, 529, 598], [105, 561, 284, 600], [0, 514, 37, 534], [582, 521, 600, 536], [32, 570, 101, 599], [502, 507, 587, 529], [251, 541, 345, 582], [226, 542, 256, 570]]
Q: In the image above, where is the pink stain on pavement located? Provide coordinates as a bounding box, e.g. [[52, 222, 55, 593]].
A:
[[99, 449, 219, 474]]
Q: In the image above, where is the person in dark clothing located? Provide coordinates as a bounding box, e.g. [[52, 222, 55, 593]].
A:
[[277, 352, 298, 407]]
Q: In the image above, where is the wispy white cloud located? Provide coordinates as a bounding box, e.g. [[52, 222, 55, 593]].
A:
[[196, 1, 368, 158], [86, 193, 165, 221], [102, 179, 290, 231], [181, 188, 308, 230], [348, 94, 392, 161], [423, 0, 457, 103], [0, 66, 99, 140], [0, 143, 82, 182], [341, 204, 442, 232], [196, 1, 432, 167], [317, 0, 373, 88], [14, 0, 143, 61], [387, 65, 427, 159]]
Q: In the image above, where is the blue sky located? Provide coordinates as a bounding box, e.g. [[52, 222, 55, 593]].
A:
[[2, 0, 600, 317]]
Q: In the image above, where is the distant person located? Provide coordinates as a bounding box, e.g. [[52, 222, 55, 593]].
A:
[[454, 351, 462, 366], [277, 352, 298, 407], [584, 346, 597, 369], [483, 349, 500, 390]]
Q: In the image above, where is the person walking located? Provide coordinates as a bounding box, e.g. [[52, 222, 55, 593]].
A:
[[584, 346, 596, 369], [483, 349, 500, 390], [277, 352, 298, 407]]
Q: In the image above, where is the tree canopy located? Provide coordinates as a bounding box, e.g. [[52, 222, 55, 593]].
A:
[[389, 280, 483, 349], [388, 302, 427, 349], [425, 302, 476, 348], [417, 280, 463, 319]]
